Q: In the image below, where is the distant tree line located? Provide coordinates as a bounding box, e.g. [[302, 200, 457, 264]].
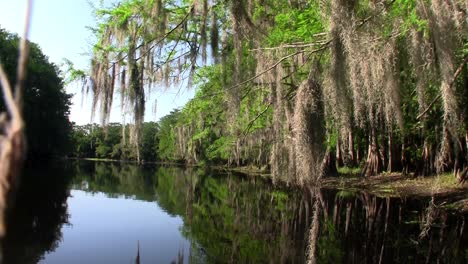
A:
[[70, 122, 159, 162]]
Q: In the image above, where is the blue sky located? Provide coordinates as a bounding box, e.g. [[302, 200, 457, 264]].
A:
[[0, 0, 194, 125]]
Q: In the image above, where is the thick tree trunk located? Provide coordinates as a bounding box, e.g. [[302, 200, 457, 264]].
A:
[[423, 140, 432, 175], [322, 147, 339, 177], [438, 127, 454, 173], [362, 126, 383, 177]]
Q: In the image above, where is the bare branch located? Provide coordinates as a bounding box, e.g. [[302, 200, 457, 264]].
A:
[[14, 0, 33, 107], [417, 56, 467, 120], [250, 41, 330, 51], [0, 66, 20, 121]]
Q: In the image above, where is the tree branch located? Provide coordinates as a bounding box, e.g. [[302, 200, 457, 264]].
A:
[[0, 67, 19, 121], [229, 41, 331, 92], [0, 0, 32, 238], [110, 5, 194, 66], [417, 56, 467, 120], [243, 103, 271, 135], [14, 0, 33, 108]]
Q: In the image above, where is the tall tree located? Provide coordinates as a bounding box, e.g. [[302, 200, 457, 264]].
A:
[[0, 28, 72, 161], [85, 0, 467, 183]]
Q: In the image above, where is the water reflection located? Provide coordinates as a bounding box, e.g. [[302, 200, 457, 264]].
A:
[[2, 163, 73, 264], [2, 161, 467, 263], [307, 189, 467, 263]]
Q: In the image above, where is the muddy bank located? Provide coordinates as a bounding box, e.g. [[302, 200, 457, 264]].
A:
[[223, 166, 468, 213], [319, 173, 468, 213]]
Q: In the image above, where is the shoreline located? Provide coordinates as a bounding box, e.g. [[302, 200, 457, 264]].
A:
[[319, 173, 468, 213], [224, 166, 468, 213], [65, 158, 468, 212]]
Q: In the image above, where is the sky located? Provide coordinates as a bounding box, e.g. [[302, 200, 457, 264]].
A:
[[0, 0, 194, 125]]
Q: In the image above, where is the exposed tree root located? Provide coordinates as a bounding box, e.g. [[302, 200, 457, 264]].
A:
[[362, 145, 383, 177], [456, 167, 467, 184]]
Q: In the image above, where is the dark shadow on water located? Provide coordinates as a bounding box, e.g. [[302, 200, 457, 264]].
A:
[[1, 162, 73, 264], [307, 188, 467, 264]]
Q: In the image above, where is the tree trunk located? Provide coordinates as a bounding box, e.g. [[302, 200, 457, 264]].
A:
[[306, 200, 321, 264], [348, 129, 356, 166], [417, 139, 434, 177], [322, 147, 338, 177], [401, 138, 410, 176], [388, 129, 393, 172], [345, 201, 352, 237], [380, 120, 388, 171], [336, 139, 344, 167], [362, 126, 383, 177], [437, 127, 454, 173], [356, 144, 361, 165]]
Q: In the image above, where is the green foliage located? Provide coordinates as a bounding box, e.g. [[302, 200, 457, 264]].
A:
[[318, 220, 343, 263], [390, 0, 428, 34], [141, 122, 159, 161], [156, 109, 181, 161], [61, 58, 87, 85], [205, 136, 233, 161], [70, 122, 158, 161], [85, 0, 467, 179], [0, 28, 72, 160], [270, 190, 289, 211], [337, 166, 361, 176], [268, 2, 325, 45]]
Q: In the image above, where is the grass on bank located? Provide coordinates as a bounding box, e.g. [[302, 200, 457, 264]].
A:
[[337, 166, 361, 176]]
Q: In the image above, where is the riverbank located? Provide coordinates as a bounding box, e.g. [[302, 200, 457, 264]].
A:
[[320, 173, 468, 213], [65, 158, 468, 212], [64, 157, 185, 166], [226, 165, 468, 213]]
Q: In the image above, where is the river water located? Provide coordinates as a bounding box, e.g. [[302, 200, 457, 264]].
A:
[[1, 161, 467, 263]]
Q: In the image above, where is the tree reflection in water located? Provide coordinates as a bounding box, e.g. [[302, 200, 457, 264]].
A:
[[307, 189, 467, 264], [2, 161, 467, 263], [1, 162, 73, 264], [71, 162, 466, 263]]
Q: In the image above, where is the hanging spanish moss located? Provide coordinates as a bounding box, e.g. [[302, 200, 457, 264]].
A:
[[88, 0, 222, 162], [429, 0, 464, 174], [84, 0, 467, 182], [409, 7, 437, 175], [293, 72, 326, 185], [324, 0, 354, 164]]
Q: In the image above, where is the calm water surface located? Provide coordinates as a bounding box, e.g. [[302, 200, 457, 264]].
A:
[[2, 161, 467, 263]]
